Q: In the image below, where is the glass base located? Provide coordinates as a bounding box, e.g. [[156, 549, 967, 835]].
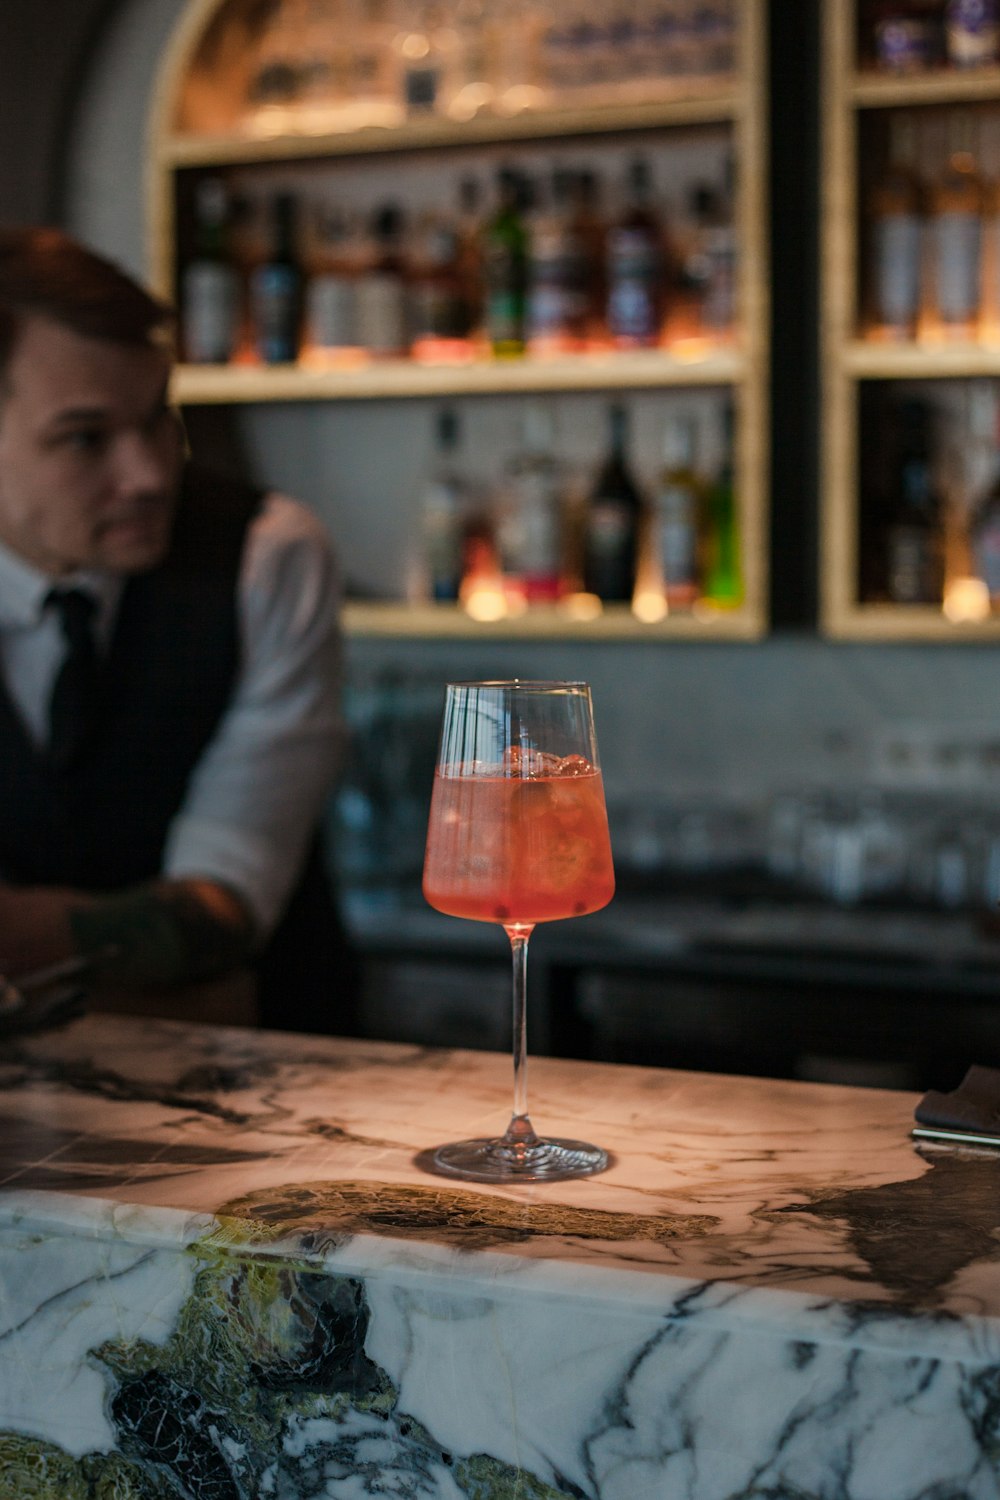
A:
[[430, 1135, 608, 1184]]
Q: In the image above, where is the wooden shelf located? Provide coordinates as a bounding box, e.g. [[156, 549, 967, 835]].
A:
[[343, 600, 766, 641], [843, 341, 1000, 380], [852, 65, 1000, 110], [821, 4, 1000, 642], [160, 87, 742, 169], [172, 346, 745, 406], [819, 603, 1000, 642], [149, 0, 770, 645]]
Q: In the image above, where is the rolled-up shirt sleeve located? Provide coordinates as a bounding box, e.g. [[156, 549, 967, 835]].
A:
[[161, 492, 344, 939]]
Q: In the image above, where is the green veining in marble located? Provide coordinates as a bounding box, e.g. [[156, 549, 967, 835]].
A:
[[0, 1433, 90, 1498], [0, 1433, 177, 1498], [456, 1453, 576, 1499], [0, 1216, 588, 1496]]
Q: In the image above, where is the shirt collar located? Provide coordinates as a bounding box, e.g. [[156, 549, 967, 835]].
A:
[[0, 537, 123, 637]]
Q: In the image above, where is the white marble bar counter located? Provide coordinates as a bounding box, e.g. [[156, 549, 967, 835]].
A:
[[1, 1013, 999, 1499]]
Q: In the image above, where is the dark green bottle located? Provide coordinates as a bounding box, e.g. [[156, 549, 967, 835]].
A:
[[702, 400, 742, 608], [482, 167, 528, 358], [582, 403, 643, 602]]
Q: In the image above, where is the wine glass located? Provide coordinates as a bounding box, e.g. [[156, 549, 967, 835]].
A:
[[421, 680, 615, 1182]]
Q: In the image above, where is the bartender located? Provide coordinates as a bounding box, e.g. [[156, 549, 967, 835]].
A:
[[0, 226, 357, 1032]]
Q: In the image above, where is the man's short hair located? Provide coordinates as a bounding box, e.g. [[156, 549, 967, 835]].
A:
[[0, 227, 175, 381]]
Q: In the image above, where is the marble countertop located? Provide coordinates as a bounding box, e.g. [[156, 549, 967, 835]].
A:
[[1, 1012, 998, 1361]]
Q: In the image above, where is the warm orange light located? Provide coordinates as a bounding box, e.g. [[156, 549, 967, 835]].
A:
[[943, 576, 991, 622], [559, 592, 603, 621], [632, 588, 668, 623], [463, 584, 508, 622]]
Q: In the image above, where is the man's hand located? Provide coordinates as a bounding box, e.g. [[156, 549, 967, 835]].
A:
[[70, 879, 256, 988], [0, 878, 255, 990]]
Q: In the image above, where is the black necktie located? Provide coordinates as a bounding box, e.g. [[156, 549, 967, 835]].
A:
[[46, 588, 100, 769]]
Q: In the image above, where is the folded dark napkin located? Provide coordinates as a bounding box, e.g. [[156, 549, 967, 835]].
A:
[[913, 1066, 1000, 1146]]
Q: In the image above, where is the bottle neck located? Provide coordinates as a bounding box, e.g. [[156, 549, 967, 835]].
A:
[[608, 406, 628, 461]]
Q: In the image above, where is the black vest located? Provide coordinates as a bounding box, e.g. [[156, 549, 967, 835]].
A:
[[0, 464, 358, 1033]]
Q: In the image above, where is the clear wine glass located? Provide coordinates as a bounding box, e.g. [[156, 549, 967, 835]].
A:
[[421, 680, 615, 1182]]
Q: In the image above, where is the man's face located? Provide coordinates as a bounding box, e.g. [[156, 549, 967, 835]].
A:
[[0, 315, 183, 577]]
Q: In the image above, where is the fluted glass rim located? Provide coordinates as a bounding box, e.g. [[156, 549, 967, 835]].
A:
[[445, 680, 590, 693]]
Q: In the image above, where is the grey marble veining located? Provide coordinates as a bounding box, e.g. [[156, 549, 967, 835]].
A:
[[0, 1013, 998, 1498]]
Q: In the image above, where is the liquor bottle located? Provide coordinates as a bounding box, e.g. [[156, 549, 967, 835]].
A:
[[685, 164, 737, 337], [982, 154, 1000, 338], [496, 403, 566, 603], [408, 212, 473, 360], [927, 110, 983, 338], [965, 387, 1000, 605], [581, 402, 643, 602], [482, 166, 529, 358], [181, 177, 241, 364], [971, 471, 1000, 605], [703, 0, 736, 73], [650, 412, 703, 610], [416, 407, 467, 601], [249, 191, 303, 364], [884, 398, 945, 604], [569, 168, 607, 347], [455, 175, 485, 344], [866, 112, 923, 339], [354, 202, 409, 358], [945, 0, 1000, 68], [701, 400, 742, 608], [871, 0, 941, 72], [526, 167, 588, 354], [302, 202, 359, 364], [669, 182, 718, 340], [606, 157, 667, 348]]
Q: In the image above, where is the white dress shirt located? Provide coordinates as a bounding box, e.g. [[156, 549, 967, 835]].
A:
[[0, 493, 344, 939]]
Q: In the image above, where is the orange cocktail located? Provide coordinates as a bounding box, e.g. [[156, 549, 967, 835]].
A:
[[421, 681, 614, 1183], [423, 756, 615, 925]]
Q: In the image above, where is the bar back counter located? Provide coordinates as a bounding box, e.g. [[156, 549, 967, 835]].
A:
[[1, 1012, 998, 1499]]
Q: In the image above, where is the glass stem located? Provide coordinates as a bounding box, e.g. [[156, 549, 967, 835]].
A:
[[503, 925, 538, 1150]]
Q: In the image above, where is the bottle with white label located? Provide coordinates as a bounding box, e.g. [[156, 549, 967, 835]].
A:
[[606, 157, 666, 348], [416, 407, 467, 602], [650, 413, 703, 610], [182, 178, 241, 364], [354, 202, 409, 357], [496, 404, 566, 604], [928, 110, 982, 338], [867, 112, 923, 340], [945, 0, 1000, 68], [303, 203, 359, 363], [526, 168, 589, 354]]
